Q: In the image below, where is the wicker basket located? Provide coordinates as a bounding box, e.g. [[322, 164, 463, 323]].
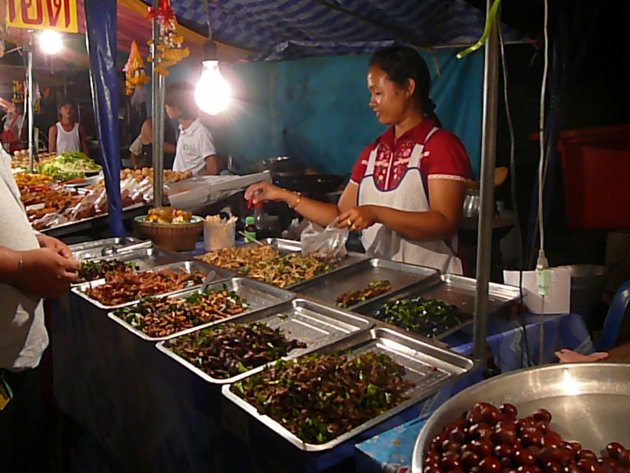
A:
[[133, 215, 203, 251]]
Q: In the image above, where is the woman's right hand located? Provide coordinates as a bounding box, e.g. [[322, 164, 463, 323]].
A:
[[244, 181, 287, 205], [13, 248, 80, 299]]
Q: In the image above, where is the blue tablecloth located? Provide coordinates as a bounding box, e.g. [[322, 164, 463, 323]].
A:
[[354, 311, 595, 473]]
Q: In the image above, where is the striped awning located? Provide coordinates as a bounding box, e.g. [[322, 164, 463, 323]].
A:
[[143, 0, 527, 60]]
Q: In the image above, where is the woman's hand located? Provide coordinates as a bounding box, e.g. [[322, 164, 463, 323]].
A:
[[244, 181, 289, 205], [337, 205, 378, 231], [36, 234, 72, 258], [14, 248, 81, 298]]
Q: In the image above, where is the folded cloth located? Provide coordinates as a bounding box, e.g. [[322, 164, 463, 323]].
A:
[[554, 348, 609, 363]]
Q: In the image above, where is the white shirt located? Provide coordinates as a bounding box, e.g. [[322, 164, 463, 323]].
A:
[[172, 119, 216, 176], [55, 122, 81, 154], [0, 146, 48, 371]]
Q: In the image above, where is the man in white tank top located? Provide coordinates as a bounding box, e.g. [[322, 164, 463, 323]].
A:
[[48, 99, 89, 155]]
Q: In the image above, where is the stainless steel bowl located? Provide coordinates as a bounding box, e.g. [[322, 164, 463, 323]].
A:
[[411, 363, 630, 472]]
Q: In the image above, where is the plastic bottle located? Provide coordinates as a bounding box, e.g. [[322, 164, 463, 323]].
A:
[[244, 216, 257, 243]]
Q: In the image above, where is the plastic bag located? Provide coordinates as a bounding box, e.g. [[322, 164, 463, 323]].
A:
[[300, 218, 348, 261]]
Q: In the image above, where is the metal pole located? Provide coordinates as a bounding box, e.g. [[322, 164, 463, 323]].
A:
[[472, 1, 501, 366], [151, 10, 164, 206], [26, 32, 35, 173]]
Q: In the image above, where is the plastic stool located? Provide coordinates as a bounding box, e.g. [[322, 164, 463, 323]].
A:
[[595, 279, 630, 351]]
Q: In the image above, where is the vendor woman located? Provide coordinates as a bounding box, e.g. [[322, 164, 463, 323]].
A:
[[245, 45, 470, 274]]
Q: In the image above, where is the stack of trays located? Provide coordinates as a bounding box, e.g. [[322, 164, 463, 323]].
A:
[[70, 236, 152, 260], [67, 236, 526, 456]]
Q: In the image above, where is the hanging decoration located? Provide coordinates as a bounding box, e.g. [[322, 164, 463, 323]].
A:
[[12, 80, 24, 103], [123, 40, 150, 95], [146, 0, 189, 76]]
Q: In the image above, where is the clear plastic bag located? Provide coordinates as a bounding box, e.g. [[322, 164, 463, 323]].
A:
[[300, 218, 348, 261]]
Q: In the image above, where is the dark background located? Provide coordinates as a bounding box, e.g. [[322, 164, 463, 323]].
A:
[[475, 0, 630, 269]]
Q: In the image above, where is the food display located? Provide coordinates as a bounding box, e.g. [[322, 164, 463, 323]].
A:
[[11, 151, 56, 170], [372, 296, 467, 338], [197, 244, 281, 270], [239, 253, 337, 288], [120, 167, 191, 184], [112, 286, 249, 338], [13, 172, 53, 186], [38, 152, 102, 181], [146, 207, 193, 224], [83, 268, 205, 306], [422, 401, 630, 473], [336, 279, 393, 308], [164, 322, 306, 379], [232, 352, 415, 444], [77, 260, 140, 283], [13, 166, 194, 231]]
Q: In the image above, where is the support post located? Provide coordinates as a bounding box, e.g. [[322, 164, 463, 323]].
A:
[[151, 9, 165, 207], [473, 0, 501, 367], [26, 32, 35, 173]]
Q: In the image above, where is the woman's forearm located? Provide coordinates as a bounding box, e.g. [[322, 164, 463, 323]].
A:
[[278, 189, 340, 227]]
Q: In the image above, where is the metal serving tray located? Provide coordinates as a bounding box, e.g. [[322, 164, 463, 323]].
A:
[[222, 326, 476, 452], [294, 258, 439, 309], [156, 298, 374, 384], [235, 238, 368, 289], [354, 274, 521, 339], [70, 236, 151, 260], [73, 247, 183, 286], [411, 363, 630, 472], [108, 277, 295, 341], [71, 260, 221, 310]]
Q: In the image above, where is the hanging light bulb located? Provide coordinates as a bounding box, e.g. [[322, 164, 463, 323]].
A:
[[39, 30, 63, 55], [194, 59, 231, 115]]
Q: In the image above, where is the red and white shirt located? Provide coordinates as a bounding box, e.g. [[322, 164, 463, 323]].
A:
[[350, 117, 471, 191]]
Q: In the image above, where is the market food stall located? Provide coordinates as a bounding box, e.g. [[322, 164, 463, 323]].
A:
[[49, 236, 601, 473]]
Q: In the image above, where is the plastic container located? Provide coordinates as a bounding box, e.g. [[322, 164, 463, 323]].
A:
[[203, 218, 236, 251], [556, 125, 630, 230]]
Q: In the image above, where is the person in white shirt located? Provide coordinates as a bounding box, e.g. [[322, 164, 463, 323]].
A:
[[164, 83, 220, 176], [48, 98, 89, 155], [0, 144, 80, 471]]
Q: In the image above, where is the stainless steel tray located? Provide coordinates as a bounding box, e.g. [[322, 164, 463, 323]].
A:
[[411, 363, 630, 473], [294, 258, 439, 309], [355, 274, 521, 339], [108, 277, 295, 341], [222, 326, 476, 452], [156, 298, 373, 384], [235, 238, 368, 289], [70, 237, 151, 260], [419, 274, 521, 316], [74, 247, 183, 285], [71, 260, 221, 310]]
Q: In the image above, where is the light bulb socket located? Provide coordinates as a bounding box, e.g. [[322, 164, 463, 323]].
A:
[[202, 40, 218, 61]]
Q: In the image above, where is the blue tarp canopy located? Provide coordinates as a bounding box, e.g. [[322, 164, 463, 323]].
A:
[[142, 0, 527, 60]]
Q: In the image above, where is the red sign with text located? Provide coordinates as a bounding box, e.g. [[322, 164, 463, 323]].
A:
[[6, 0, 78, 33]]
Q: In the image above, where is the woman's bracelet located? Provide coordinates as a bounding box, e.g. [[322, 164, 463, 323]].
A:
[[288, 192, 302, 209]]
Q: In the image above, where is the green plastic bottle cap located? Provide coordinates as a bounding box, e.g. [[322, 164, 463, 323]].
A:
[[245, 216, 255, 225]]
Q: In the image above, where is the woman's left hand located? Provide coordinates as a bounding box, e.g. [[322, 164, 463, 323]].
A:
[[36, 234, 73, 259], [337, 205, 378, 231]]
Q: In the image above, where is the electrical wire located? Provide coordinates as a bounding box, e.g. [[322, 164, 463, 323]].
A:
[[538, 0, 549, 258], [204, 0, 212, 39], [537, 0, 550, 365], [499, 24, 521, 273], [498, 23, 531, 369]]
